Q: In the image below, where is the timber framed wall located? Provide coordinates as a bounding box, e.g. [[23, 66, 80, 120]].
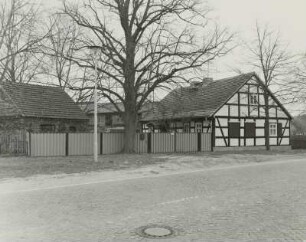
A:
[[142, 119, 212, 133], [213, 76, 291, 148]]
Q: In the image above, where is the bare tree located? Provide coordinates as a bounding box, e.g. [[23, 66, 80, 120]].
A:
[[246, 23, 293, 150], [0, 0, 44, 83], [62, 0, 233, 152], [39, 15, 93, 102], [290, 54, 306, 103]]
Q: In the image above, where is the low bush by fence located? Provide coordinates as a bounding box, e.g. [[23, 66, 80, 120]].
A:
[[291, 135, 306, 149], [0, 131, 28, 155], [28, 132, 212, 157]]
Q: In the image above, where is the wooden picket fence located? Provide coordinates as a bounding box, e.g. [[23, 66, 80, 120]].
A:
[[28, 132, 211, 157]]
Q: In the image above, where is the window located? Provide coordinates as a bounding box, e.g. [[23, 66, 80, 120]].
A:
[[228, 122, 240, 138], [195, 122, 202, 133], [183, 123, 190, 133], [105, 114, 112, 126], [245, 122, 255, 138], [269, 123, 277, 136], [250, 94, 258, 105], [40, 124, 55, 132], [69, 126, 76, 132]]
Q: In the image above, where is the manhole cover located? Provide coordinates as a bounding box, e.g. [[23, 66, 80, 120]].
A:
[[136, 225, 176, 239]]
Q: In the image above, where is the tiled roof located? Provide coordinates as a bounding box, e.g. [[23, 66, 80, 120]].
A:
[[0, 82, 88, 120], [79, 102, 124, 114], [79, 101, 158, 114], [141, 73, 256, 121]]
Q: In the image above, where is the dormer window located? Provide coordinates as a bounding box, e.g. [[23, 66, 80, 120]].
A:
[[250, 94, 258, 105]]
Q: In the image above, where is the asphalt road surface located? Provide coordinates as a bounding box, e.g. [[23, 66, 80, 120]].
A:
[[1, 158, 306, 241]]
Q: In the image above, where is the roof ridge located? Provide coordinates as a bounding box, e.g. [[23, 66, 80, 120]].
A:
[[2, 81, 62, 90], [214, 72, 255, 82]]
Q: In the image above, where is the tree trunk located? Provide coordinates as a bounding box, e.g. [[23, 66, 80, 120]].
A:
[[264, 89, 270, 151], [123, 109, 137, 153]]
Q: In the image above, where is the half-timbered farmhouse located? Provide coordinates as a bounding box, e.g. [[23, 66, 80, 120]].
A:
[[141, 72, 292, 151]]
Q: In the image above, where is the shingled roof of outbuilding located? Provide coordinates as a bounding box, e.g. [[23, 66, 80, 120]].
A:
[[141, 72, 271, 121], [0, 82, 88, 120]]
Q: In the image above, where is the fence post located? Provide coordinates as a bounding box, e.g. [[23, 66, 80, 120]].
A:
[[198, 133, 201, 152], [65, 133, 69, 156], [147, 132, 152, 153], [28, 132, 31, 156], [173, 132, 176, 153], [211, 120, 215, 152], [100, 133, 103, 155]]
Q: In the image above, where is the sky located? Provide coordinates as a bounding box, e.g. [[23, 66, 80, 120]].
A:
[[40, 0, 306, 115], [207, 0, 306, 115], [208, 0, 306, 76]]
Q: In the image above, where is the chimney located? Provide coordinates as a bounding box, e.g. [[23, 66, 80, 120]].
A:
[[190, 81, 202, 88], [202, 77, 213, 86]]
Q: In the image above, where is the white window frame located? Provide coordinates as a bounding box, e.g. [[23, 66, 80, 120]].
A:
[[195, 122, 202, 133], [183, 122, 190, 133], [250, 94, 258, 105], [269, 123, 277, 136]]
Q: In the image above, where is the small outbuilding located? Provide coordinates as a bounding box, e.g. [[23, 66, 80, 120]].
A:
[[0, 81, 88, 133]]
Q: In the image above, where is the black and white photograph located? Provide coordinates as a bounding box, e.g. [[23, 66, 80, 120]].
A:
[[0, 0, 306, 241]]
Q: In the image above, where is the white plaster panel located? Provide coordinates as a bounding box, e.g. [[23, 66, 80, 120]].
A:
[[230, 105, 239, 117], [240, 106, 248, 117], [245, 118, 255, 123], [268, 97, 276, 106], [228, 94, 238, 103], [222, 128, 228, 136], [216, 138, 226, 147], [240, 129, 244, 137], [229, 118, 239, 122], [280, 138, 289, 145], [257, 138, 265, 145], [239, 85, 248, 92], [240, 93, 248, 104], [256, 128, 264, 136], [246, 139, 254, 146], [249, 77, 258, 84], [259, 107, 266, 117], [249, 86, 257, 93], [270, 138, 277, 145], [269, 107, 276, 117], [283, 129, 289, 136], [215, 128, 222, 137], [277, 108, 287, 118], [258, 94, 264, 104], [230, 139, 239, 146], [250, 107, 258, 117], [240, 119, 245, 127], [215, 106, 228, 116], [257, 119, 265, 126], [218, 118, 227, 126]]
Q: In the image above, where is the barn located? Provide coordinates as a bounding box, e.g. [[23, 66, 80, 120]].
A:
[[141, 72, 292, 151]]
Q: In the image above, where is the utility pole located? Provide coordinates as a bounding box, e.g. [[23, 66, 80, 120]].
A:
[[92, 51, 98, 162]]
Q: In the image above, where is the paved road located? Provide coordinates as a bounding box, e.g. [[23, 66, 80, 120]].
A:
[[1, 158, 306, 241]]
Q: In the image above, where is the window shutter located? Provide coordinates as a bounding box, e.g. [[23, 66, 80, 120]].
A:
[[245, 122, 256, 138], [277, 123, 283, 137], [228, 122, 240, 138]]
